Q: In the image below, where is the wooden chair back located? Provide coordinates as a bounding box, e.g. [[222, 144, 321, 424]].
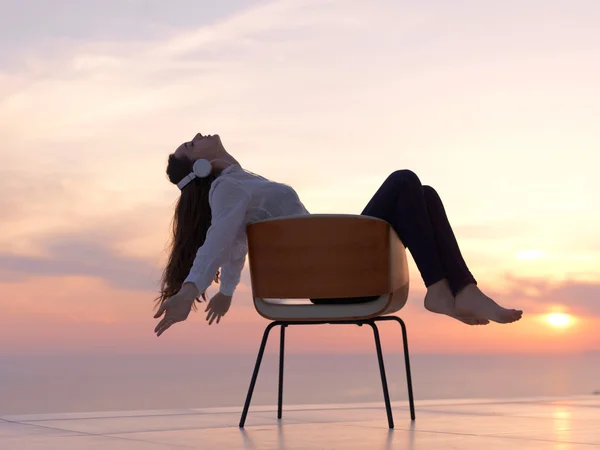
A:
[[246, 215, 409, 299]]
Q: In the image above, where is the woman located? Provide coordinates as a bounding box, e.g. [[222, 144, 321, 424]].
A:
[[153, 133, 522, 336]]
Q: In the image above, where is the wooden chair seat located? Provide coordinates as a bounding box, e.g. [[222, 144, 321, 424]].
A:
[[247, 214, 410, 321]]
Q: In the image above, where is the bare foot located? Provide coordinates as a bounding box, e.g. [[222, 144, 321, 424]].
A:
[[424, 279, 489, 326], [454, 284, 523, 324]]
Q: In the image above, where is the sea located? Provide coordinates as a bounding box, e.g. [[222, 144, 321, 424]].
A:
[[1, 353, 599, 415]]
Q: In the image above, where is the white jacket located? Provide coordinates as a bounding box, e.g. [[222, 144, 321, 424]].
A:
[[183, 164, 310, 296]]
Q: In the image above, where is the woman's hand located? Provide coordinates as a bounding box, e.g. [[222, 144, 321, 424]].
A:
[[205, 292, 232, 325], [153, 283, 198, 337]]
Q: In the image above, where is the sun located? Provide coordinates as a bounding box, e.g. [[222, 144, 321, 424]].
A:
[[545, 313, 573, 328]]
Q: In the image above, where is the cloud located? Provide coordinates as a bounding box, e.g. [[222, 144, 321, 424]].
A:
[[0, 0, 265, 68], [0, 165, 175, 259], [0, 170, 175, 291], [2, 0, 406, 181], [0, 231, 160, 291], [496, 275, 600, 318], [0, 194, 256, 295], [0, 170, 69, 222]]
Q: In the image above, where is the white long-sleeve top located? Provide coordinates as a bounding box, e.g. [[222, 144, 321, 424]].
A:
[[183, 164, 310, 297]]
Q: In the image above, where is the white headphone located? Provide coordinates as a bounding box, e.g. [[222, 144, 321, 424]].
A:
[[177, 159, 212, 190]]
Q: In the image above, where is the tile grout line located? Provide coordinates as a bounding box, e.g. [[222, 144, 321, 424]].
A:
[[5, 398, 598, 423], [0, 418, 197, 449], [347, 423, 600, 446], [0, 405, 398, 423]]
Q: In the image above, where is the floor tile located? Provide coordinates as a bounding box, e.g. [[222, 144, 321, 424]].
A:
[[3, 396, 600, 450], [22, 412, 278, 435], [1, 434, 188, 450], [0, 421, 78, 438]]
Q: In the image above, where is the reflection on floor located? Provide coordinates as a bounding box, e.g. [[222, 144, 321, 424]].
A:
[[1, 396, 599, 449]]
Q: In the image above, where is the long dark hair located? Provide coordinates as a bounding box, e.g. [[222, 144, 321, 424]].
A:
[[156, 155, 220, 309]]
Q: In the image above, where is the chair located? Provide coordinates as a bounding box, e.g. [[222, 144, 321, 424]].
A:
[[238, 214, 415, 429]]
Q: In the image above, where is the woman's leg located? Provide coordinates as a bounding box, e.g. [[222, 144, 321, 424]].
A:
[[361, 170, 486, 325], [361, 170, 446, 288], [362, 170, 522, 324], [422, 185, 477, 296], [421, 185, 522, 323]]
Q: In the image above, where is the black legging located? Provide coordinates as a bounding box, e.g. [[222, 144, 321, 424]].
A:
[[311, 170, 476, 304], [361, 169, 476, 295]]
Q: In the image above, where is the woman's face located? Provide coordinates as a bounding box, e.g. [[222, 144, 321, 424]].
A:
[[174, 133, 223, 161]]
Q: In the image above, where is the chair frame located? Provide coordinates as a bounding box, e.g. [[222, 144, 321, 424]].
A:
[[239, 315, 415, 429]]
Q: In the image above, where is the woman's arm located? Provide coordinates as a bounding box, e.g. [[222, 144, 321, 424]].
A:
[[183, 177, 251, 297], [219, 248, 247, 296], [154, 177, 251, 336]]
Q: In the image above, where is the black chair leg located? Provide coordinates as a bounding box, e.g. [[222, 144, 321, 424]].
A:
[[240, 316, 414, 428], [368, 321, 394, 429], [277, 324, 287, 419], [239, 321, 278, 428], [387, 316, 415, 420]]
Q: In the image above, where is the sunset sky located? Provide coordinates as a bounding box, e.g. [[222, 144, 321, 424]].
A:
[[1, 0, 599, 356]]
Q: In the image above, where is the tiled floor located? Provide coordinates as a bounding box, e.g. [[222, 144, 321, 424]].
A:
[[1, 396, 599, 449]]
